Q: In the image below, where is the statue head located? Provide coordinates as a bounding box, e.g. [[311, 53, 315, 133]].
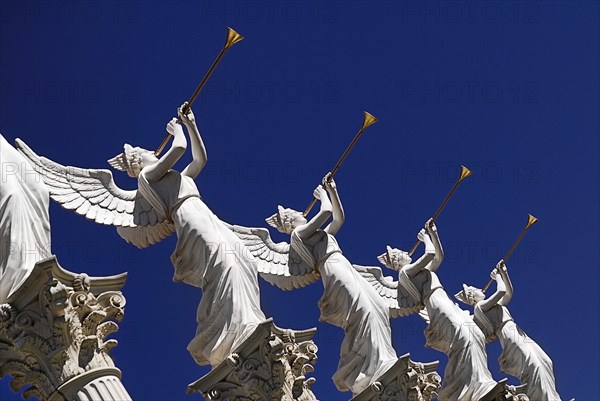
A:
[[454, 284, 485, 306], [266, 205, 307, 234], [377, 245, 412, 271], [108, 144, 157, 178]]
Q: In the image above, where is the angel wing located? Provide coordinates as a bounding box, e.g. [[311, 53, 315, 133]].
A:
[[353, 264, 401, 317], [224, 223, 320, 291], [15, 138, 174, 249], [353, 264, 426, 318]]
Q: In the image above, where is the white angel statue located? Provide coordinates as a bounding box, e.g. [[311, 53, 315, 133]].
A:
[[15, 104, 267, 367], [226, 175, 398, 395], [376, 220, 501, 401], [1, 134, 51, 303], [455, 260, 564, 401]]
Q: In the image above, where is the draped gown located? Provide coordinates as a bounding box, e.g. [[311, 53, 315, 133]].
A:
[[399, 268, 498, 401], [138, 170, 267, 367], [0, 134, 51, 303], [474, 304, 562, 401], [292, 230, 398, 395]]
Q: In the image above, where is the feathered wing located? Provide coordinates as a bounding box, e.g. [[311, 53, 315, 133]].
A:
[[395, 274, 427, 317], [15, 138, 174, 248], [224, 223, 320, 290], [115, 216, 175, 249], [353, 265, 401, 317], [353, 264, 426, 318]]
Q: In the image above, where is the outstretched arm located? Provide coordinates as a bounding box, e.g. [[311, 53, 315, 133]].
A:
[[178, 103, 207, 179], [424, 218, 444, 272], [496, 260, 514, 306], [295, 185, 332, 240], [144, 119, 187, 182], [323, 173, 345, 235], [479, 267, 507, 312], [404, 230, 436, 278]]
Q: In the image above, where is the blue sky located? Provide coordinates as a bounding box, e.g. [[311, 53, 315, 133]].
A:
[[1, 1, 598, 400]]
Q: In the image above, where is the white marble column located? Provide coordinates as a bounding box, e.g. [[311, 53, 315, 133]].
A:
[[49, 368, 131, 401]]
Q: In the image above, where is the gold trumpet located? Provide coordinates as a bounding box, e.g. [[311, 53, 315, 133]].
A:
[[482, 214, 538, 293], [408, 165, 472, 256], [303, 111, 378, 217], [155, 27, 244, 156]]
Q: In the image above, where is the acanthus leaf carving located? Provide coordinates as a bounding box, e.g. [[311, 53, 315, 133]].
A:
[[0, 257, 127, 400], [351, 354, 441, 401], [188, 319, 318, 401]]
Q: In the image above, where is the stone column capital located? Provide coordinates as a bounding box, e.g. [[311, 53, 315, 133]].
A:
[[0, 257, 129, 400], [188, 319, 319, 401]]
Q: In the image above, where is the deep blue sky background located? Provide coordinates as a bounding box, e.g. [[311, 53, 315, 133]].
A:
[[1, 1, 598, 400]]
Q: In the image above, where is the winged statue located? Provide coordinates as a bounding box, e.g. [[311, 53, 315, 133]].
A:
[[15, 103, 270, 369], [456, 261, 565, 401], [224, 174, 444, 396], [374, 220, 505, 401]]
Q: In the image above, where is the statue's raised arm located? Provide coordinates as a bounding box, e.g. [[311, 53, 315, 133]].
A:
[[177, 102, 207, 179], [456, 261, 565, 401]]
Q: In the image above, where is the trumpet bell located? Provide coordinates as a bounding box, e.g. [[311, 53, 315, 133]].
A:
[[361, 111, 378, 130], [225, 27, 244, 49], [526, 214, 539, 228], [459, 165, 473, 181]]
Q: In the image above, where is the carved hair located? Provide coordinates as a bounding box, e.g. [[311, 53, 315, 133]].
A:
[[266, 205, 304, 234], [108, 144, 147, 178], [454, 284, 484, 306], [377, 246, 411, 271]]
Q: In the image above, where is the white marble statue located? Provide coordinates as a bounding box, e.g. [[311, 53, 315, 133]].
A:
[[376, 220, 500, 401], [226, 175, 398, 395], [0, 134, 51, 303], [15, 104, 268, 367], [455, 260, 563, 401]]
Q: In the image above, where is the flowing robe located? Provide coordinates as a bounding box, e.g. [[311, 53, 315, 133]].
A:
[[292, 230, 398, 395], [138, 170, 266, 366], [0, 135, 51, 303], [475, 304, 562, 401], [400, 268, 497, 401]]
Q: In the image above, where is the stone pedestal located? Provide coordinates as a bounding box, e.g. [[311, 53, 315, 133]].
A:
[[0, 257, 132, 401], [188, 319, 318, 401], [350, 354, 441, 401]]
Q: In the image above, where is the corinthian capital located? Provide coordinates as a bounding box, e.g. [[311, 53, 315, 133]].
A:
[[0, 257, 129, 401]]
